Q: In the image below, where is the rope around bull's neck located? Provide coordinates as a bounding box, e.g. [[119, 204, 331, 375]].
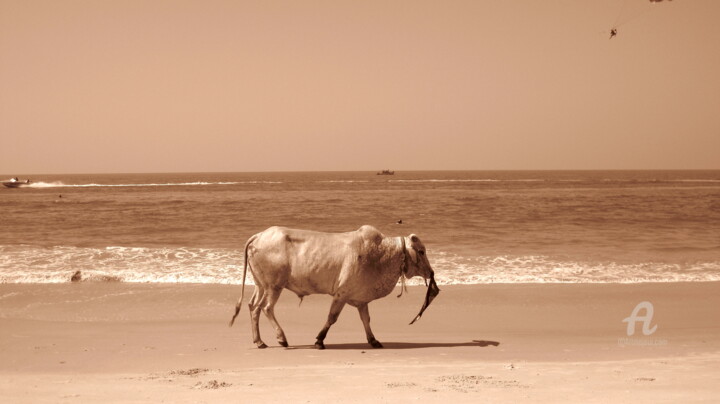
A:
[[397, 237, 409, 298]]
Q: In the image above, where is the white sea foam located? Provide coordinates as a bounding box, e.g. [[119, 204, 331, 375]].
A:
[[317, 180, 371, 183], [0, 245, 246, 284], [428, 252, 720, 284], [24, 181, 281, 188], [1, 245, 718, 285], [388, 179, 545, 183], [389, 179, 499, 183], [25, 181, 66, 188]]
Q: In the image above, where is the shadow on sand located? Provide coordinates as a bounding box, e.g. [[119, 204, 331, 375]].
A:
[[284, 340, 500, 350]]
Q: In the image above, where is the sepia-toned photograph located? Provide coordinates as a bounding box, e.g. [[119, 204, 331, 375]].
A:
[[1, 1, 719, 402]]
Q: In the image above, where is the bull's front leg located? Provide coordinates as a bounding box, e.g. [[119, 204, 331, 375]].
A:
[[315, 298, 346, 350], [357, 303, 383, 348]]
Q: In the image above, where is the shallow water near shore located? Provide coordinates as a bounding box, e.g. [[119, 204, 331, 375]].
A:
[[1, 170, 719, 284]]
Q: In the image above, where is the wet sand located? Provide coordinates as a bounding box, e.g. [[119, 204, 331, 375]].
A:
[[1, 282, 719, 403]]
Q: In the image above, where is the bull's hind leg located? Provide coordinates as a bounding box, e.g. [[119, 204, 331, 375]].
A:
[[262, 287, 288, 347], [248, 287, 268, 349], [357, 303, 383, 348], [314, 298, 346, 350]]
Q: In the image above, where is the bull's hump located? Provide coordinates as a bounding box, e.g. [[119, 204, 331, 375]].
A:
[[356, 225, 383, 241]]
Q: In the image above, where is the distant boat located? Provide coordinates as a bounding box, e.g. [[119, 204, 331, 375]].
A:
[[377, 170, 395, 175], [2, 178, 32, 188]]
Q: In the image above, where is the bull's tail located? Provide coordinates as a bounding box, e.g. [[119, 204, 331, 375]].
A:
[[229, 234, 257, 327]]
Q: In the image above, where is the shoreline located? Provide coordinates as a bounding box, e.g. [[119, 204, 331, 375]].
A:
[[1, 282, 719, 402]]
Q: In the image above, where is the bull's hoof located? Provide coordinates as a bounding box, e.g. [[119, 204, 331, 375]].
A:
[[279, 340, 289, 348], [369, 339, 384, 349], [314, 341, 326, 350], [256, 342, 268, 349]]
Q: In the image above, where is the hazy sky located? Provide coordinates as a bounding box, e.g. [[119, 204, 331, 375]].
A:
[[1, 0, 719, 174]]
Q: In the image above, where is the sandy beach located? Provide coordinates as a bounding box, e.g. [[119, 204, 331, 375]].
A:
[[1, 282, 718, 403]]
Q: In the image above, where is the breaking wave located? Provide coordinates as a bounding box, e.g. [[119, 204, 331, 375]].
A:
[[317, 180, 371, 183], [387, 178, 720, 185], [0, 245, 245, 284], [388, 179, 540, 183], [1, 245, 718, 285], [429, 252, 720, 284], [23, 181, 281, 188]]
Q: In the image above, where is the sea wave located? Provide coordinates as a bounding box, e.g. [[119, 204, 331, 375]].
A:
[[0, 245, 244, 284], [429, 252, 720, 284], [387, 178, 720, 184], [23, 181, 282, 188], [317, 180, 371, 183], [388, 179, 543, 183], [600, 179, 720, 184], [1, 245, 718, 285]]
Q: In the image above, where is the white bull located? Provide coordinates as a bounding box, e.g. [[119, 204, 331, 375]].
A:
[[229, 225, 439, 349]]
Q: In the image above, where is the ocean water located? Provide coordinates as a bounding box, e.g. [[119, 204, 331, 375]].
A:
[[1, 170, 718, 285]]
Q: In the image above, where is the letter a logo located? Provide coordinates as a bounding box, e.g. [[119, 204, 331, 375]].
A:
[[622, 301, 658, 336]]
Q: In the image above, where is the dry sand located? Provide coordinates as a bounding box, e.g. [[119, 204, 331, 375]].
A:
[[1, 282, 719, 403]]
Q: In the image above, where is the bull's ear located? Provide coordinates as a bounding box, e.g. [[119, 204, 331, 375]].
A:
[[410, 234, 419, 243]]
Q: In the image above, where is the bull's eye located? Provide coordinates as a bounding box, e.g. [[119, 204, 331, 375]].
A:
[[419, 250, 425, 256]]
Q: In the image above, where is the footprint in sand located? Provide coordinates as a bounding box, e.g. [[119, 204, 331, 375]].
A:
[[193, 380, 232, 389]]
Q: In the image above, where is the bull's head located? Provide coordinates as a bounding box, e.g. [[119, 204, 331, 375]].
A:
[[402, 234, 440, 325], [403, 234, 434, 280]]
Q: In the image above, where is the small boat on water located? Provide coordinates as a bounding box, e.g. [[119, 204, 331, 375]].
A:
[[377, 170, 395, 175], [2, 178, 32, 188]]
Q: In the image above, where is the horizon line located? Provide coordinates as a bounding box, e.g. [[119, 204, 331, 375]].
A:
[[3, 168, 720, 177]]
